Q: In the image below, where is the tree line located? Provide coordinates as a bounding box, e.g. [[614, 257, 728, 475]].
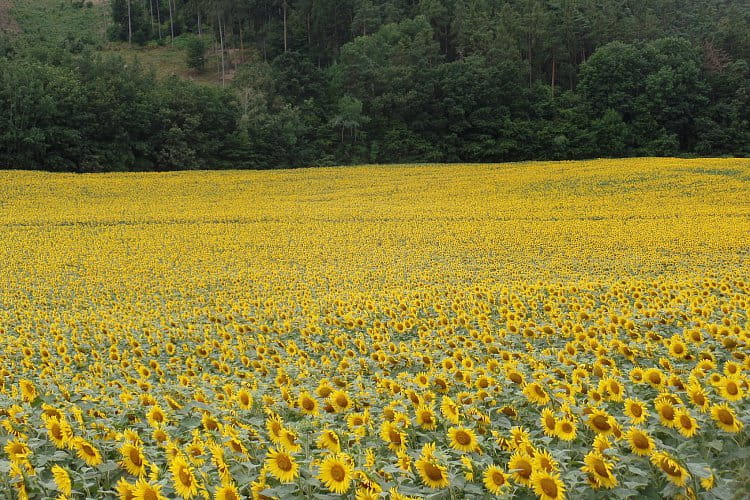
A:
[[1, 0, 749, 171]]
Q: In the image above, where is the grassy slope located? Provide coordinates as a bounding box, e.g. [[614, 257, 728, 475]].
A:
[[9, 0, 231, 86]]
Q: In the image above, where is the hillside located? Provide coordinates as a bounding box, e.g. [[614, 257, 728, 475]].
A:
[[1, 0, 749, 171], [5, 0, 231, 85]]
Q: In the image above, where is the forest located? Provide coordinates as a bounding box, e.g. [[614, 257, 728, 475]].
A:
[[1, 0, 749, 171]]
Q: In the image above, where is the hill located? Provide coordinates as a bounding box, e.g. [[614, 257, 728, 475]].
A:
[[0, 0, 749, 171]]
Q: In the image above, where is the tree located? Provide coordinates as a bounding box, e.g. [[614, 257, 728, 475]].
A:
[[186, 36, 207, 72], [330, 96, 368, 142]]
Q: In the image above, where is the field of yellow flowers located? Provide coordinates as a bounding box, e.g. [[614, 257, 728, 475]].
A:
[[1, 158, 749, 499]]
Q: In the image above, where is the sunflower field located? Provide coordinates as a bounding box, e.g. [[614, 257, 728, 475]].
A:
[[1, 158, 749, 500]]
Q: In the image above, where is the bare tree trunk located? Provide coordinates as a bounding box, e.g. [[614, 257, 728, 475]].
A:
[[197, 13, 201, 36], [168, 0, 174, 43], [306, 11, 311, 49], [551, 50, 556, 97], [127, 0, 132, 44], [283, 0, 288, 52], [148, 0, 154, 33], [156, 0, 161, 40], [218, 15, 226, 86]]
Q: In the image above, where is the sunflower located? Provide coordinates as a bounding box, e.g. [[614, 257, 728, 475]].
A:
[[415, 404, 438, 430], [19, 379, 37, 402], [674, 408, 699, 438], [717, 376, 745, 402], [329, 390, 352, 412], [51, 465, 72, 497], [623, 398, 648, 424], [586, 408, 614, 435], [447, 426, 480, 453], [654, 399, 677, 428], [553, 418, 577, 441], [317, 429, 342, 453], [440, 396, 460, 424], [214, 484, 240, 500], [318, 454, 354, 494], [415, 455, 450, 489], [650, 451, 690, 487], [279, 429, 302, 453], [508, 451, 534, 486], [5, 438, 32, 463], [396, 449, 411, 471], [265, 448, 299, 483], [45, 417, 72, 449], [600, 377, 624, 402], [645, 368, 665, 388], [582, 450, 618, 489], [531, 470, 566, 500], [624, 427, 654, 456], [380, 421, 407, 451], [686, 382, 710, 412], [266, 414, 285, 444], [120, 443, 148, 477], [668, 338, 688, 359], [73, 438, 103, 467], [710, 403, 743, 432], [170, 455, 200, 499], [534, 449, 559, 473], [523, 382, 551, 405], [117, 478, 136, 500], [146, 405, 167, 427], [540, 408, 557, 437], [483, 465, 509, 495], [133, 480, 167, 500], [236, 389, 253, 410], [297, 392, 318, 416]]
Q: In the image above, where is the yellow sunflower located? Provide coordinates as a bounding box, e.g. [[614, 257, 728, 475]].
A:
[[586, 408, 614, 435], [116, 478, 136, 500], [531, 470, 566, 500], [379, 421, 407, 451], [318, 454, 354, 494], [540, 408, 557, 437], [624, 427, 655, 456], [483, 465, 509, 495], [265, 448, 299, 483], [508, 451, 534, 486], [133, 480, 167, 500], [236, 389, 253, 410], [674, 408, 699, 438], [214, 484, 240, 500], [329, 390, 352, 412], [317, 429, 342, 453], [523, 382, 551, 405], [582, 450, 618, 489], [73, 438, 103, 467], [440, 396, 461, 424], [120, 443, 148, 477], [170, 455, 200, 499], [415, 404, 438, 430], [717, 376, 745, 402], [650, 451, 690, 487], [447, 426, 480, 453], [415, 455, 450, 489], [710, 403, 743, 432], [553, 418, 577, 441], [623, 398, 648, 424], [45, 417, 72, 449], [51, 465, 72, 497], [297, 391, 318, 416]]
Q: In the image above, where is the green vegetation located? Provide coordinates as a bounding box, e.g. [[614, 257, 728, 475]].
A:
[[0, 0, 749, 171]]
